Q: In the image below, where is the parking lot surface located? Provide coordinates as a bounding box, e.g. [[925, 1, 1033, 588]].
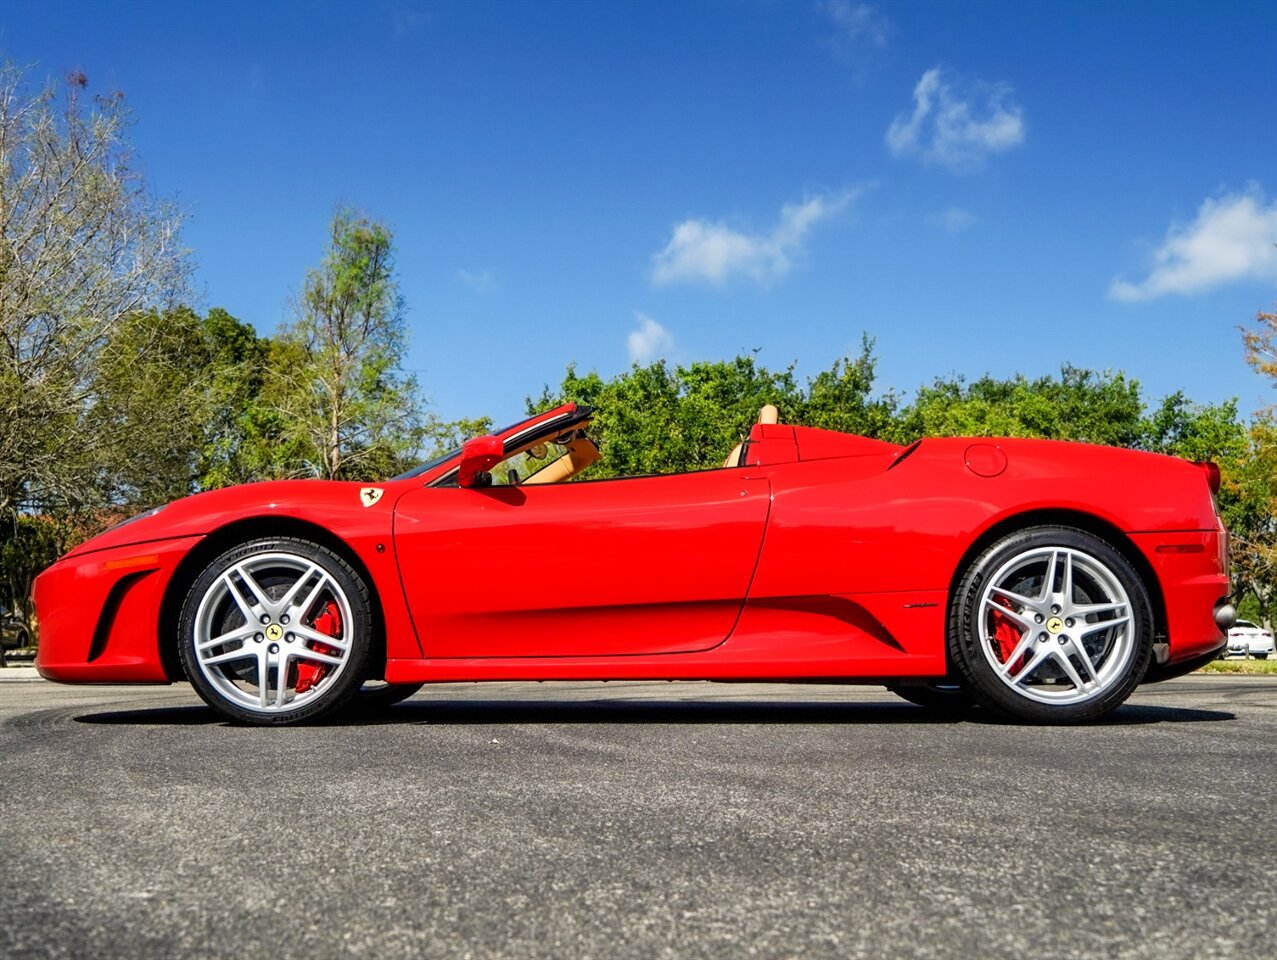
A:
[[1, 675, 1274, 959]]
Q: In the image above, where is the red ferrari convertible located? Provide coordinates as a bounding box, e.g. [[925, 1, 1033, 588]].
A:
[[34, 402, 1233, 725]]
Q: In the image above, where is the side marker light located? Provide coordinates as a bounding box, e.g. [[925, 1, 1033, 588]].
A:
[[102, 554, 160, 571]]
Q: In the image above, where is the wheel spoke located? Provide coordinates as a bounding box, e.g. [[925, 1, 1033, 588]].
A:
[[258, 650, 271, 709], [293, 623, 351, 650], [201, 647, 257, 667], [995, 633, 1037, 677], [1077, 614, 1130, 637], [198, 627, 256, 652], [989, 584, 1036, 608], [277, 564, 323, 617], [294, 646, 343, 667], [276, 653, 291, 708], [1052, 648, 1093, 693], [1040, 551, 1060, 600], [1060, 552, 1074, 603], [1068, 637, 1100, 679], [984, 596, 1037, 630], [225, 568, 269, 623], [1008, 644, 1052, 685], [291, 573, 333, 624], [1072, 601, 1126, 619]]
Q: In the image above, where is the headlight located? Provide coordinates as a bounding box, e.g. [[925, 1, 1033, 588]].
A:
[[103, 504, 168, 534]]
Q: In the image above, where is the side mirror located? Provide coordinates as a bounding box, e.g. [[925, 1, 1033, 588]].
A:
[[457, 435, 504, 488]]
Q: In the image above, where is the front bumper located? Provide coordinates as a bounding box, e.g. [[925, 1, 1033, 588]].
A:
[[34, 536, 202, 683]]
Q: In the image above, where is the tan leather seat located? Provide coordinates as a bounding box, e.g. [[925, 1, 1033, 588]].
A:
[[723, 404, 780, 467]]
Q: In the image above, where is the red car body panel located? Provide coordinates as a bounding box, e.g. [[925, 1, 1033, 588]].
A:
[[393, 470, 771, 658], [32, 536, 200, 683], [33, 402, 1230, 689]]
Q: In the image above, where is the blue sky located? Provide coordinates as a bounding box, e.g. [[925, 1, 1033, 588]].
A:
[[5, 0, 1276, 425]]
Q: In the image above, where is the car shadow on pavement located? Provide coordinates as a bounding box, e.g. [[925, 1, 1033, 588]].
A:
[[74, 705, 222, 725], [71, 699, 1236, 727]]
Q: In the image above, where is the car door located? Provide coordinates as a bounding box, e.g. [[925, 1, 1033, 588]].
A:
[[393, 470, 771, 658]]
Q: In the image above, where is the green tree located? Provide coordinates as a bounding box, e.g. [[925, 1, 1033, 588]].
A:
[[0, 64, 195, 638], [529, 353, 806, 478], [420, 415, 496, 460], [1231, 308, 1277, 625], [87, 306, 211, 505], [1226, 416, 1277, 625], [0, 515, 61, 631], [799, 336, 899, 438], [0, 64, 189, 516], [894, 366, 1146, 446], [196, 308, 273, 488], [1139, 392, 1247, 463], [272, 208, 425, 480]]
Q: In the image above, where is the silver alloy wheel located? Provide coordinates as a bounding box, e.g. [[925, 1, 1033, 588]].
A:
[[192, 551, 355, 715], [977, 546, 1135, 706]]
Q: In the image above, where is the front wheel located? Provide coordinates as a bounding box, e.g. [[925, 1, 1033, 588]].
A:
[[948, 526, 1153, 724], [178, 537, 375, 725]]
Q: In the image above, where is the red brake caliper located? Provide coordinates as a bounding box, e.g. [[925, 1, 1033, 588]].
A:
[[295, 601, 342, 694], [990, 598, 1025, 675]]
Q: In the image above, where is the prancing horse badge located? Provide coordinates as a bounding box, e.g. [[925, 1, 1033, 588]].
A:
[[359, 487, 384, 508]]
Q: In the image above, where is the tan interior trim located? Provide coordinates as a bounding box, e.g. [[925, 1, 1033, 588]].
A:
[[523, 438, 602, 485], [724, 404, 780, 467]]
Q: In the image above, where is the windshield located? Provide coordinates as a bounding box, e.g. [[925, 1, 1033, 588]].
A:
[[393, 446, 462, 481]]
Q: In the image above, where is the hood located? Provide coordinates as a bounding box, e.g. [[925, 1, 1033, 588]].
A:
[[63, 478, 407, 559]]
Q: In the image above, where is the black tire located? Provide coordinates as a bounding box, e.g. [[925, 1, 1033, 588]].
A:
[[948, 525, 1153, 724], [1256, 653, 1269, 661], [178, 537, 375, 725], [888, 682, 975, 711]]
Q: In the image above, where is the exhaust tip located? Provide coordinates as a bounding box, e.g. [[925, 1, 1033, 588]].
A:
[[1214, 602, 1237, 632]]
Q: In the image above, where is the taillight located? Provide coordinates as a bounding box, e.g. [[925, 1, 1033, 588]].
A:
[[1196, 460, 1221, 495]]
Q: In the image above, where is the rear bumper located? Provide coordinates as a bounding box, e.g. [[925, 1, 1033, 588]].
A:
[[1130, 530, 1230, 667], [33, 536, 201, 683], [1143, 640, 1227, 682]]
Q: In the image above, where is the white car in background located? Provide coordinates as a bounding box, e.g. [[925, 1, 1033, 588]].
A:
[[1225, 620, 1275, 660]]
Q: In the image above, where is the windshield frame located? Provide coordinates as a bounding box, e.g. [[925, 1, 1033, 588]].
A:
[[392, 403, 594, 485]]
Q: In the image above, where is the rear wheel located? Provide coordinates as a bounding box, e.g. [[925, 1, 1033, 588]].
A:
[[178, 537, 374, 725], [948, 526, 1153, 723]]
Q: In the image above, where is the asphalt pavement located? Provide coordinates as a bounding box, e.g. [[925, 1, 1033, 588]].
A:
[[1, 674, 1274, 959]]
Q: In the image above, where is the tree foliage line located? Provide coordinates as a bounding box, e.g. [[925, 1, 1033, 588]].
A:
[[2, 64, 1275, 641]]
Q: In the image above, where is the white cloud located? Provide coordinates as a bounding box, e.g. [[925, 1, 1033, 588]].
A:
[[627, 313, 675, 364], [823, 1, 892, 50], [1110, 188, 1277, 302], [934, 207, 977, 233], [457, 267, 498, 293], [651, 188, 860, 287], [886, 66, 1025, 173]]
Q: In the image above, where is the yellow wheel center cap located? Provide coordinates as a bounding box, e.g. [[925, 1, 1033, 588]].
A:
[[265, 624, 284, 642], [1046, 616, 1064, 634]]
